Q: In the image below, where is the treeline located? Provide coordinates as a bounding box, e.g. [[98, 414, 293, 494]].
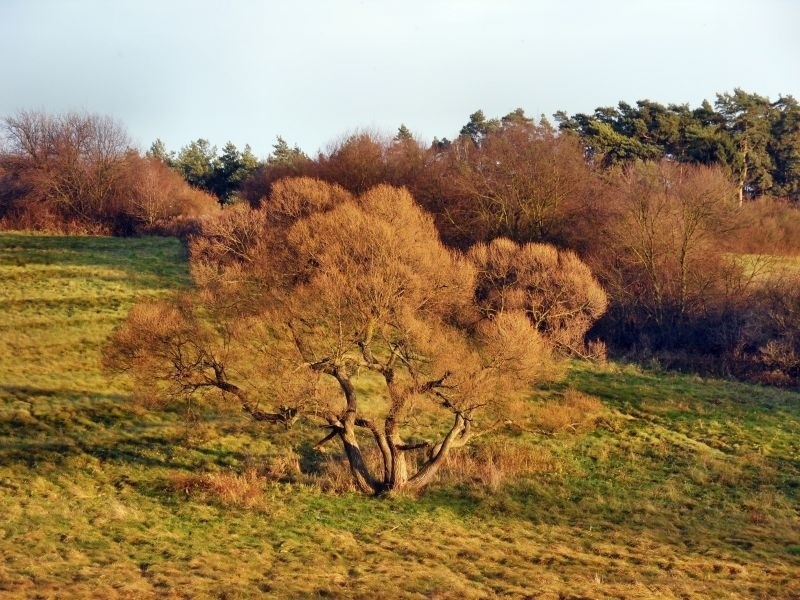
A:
[[146, 138, 259, 204], [2, 90, 800, 385]]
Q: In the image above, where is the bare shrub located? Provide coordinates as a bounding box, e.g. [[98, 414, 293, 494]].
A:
[[124, 157, 220, 228], [759, 339, 800, 376], [586, 339, 608, 363], [0, 198, 110, 234], [730, 197, 800, 255], [735, 272, 800, 385]]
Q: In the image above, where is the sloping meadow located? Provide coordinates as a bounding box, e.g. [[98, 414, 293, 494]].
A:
[[0, 233, 798, 599]]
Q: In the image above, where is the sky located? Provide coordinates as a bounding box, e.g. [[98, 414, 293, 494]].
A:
[[1, 0, 798, 158]]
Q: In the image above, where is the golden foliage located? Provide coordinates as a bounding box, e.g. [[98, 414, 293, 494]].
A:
[[267, 176, 353, 227]]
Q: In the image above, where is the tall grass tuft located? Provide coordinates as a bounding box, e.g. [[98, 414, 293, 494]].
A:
[[529, 388, 604, 435], [169, 469, 265, 508]]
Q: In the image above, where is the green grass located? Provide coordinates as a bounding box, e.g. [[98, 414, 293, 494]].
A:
[[1, 232, 799, 599]]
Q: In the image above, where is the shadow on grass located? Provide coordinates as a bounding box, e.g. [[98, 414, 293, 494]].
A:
[[0, 233, 189, 289], [0, 386, 248, 472], [0, 384, 129, 401], [0, 431, 249, 472]]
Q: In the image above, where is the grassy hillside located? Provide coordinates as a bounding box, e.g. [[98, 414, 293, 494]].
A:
[[0, 232, 798, 599]]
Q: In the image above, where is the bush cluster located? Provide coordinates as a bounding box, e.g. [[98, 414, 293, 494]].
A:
[[0, 111, 219, 235]]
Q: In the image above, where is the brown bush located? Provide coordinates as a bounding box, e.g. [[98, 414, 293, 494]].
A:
[[0, 111, 219, 235], [0, 198, 111, 234], [266, 176, 353, 227], [421, 123, 600, 249], [739, 273, 800, 384], [729, 197, 800, 255], [469, 238, 608, 353], [123, 157, 220, 228], [316, 131, 393, 195], [589, 161, 755, 359]]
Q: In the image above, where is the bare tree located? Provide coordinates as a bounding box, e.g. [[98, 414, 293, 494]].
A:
[[2, 110, 132, 227], [1, 110, 220, 233], [598, 162, 742, 327], [430, 119, 598, 249], [106, 179, 604, 494]]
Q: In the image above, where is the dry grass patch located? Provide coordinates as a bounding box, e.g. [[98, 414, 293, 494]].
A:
[[529, 388, 604, 434], [169, 469, 265, 508], [439, 440, 557, 490]]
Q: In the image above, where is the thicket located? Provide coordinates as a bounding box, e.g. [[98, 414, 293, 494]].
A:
[[4, 91, 800, 386], [0, 111, 219, 235], [236, 97, 800, 385]]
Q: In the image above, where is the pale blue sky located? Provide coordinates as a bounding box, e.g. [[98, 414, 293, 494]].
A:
[[1, 0, 798, 157]]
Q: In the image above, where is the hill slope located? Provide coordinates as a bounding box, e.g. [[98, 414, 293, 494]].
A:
[[0, 233, 798, 599]]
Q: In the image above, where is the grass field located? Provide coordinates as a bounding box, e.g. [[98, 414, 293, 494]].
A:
[[1, 232, 799, 599]]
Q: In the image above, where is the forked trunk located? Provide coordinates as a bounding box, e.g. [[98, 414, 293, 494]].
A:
[[340, 427, 378, 494], [406, 413, 470, 491], [334, 370, 379, 494], [388, 436, 409, 489]]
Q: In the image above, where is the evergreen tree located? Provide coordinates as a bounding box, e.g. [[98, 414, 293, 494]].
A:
[[715, 89, 774, 202], [459, 110, 501, 145], [146, 138, 174, 167], [769, 95, 800, 199], [394, 124, 413, 142], [268, 136, 307, 165], [175, 138, 217, 191]]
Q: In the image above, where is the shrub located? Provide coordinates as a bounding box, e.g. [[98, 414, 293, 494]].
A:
[[469, 238, 608, 354]]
